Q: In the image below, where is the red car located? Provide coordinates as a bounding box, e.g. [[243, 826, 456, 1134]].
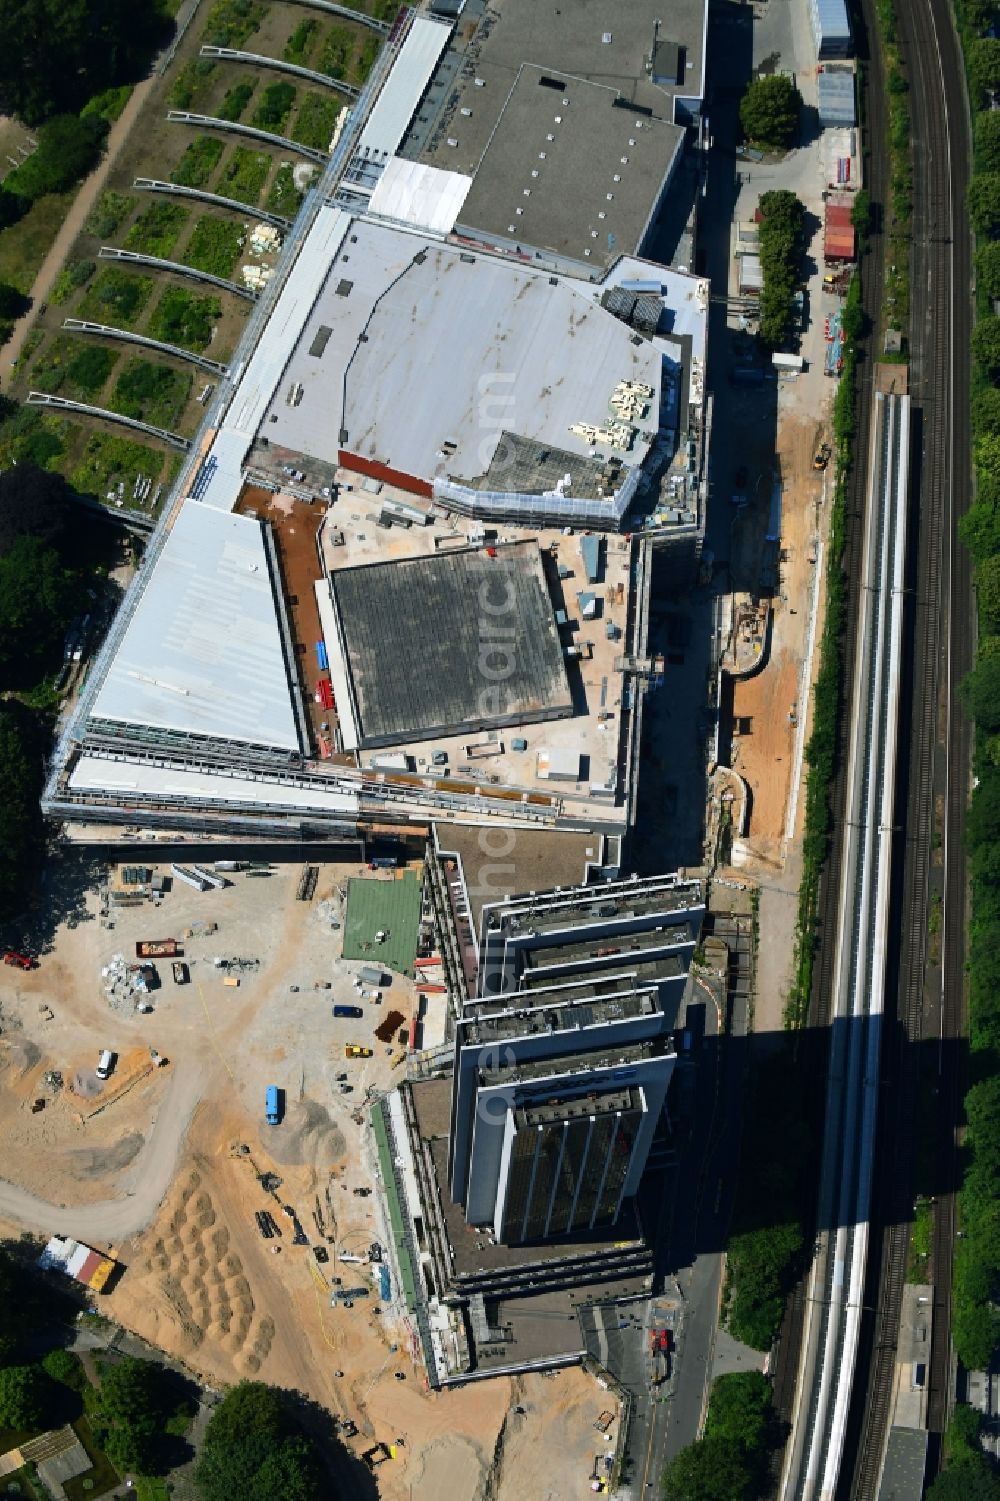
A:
[[3, 950, 34, 971]]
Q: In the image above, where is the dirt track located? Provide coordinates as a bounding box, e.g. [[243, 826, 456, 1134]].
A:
[[0, 1058, 209, 1237], [0, 0, 204, 383]]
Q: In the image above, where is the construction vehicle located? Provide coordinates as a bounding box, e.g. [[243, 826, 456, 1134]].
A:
[[813, 442, 832, 470], [345, 1044, 373, 1058], [3, 950, 33, 971]]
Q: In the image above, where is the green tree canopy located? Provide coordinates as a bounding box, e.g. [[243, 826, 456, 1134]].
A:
[[661, 1435, 758, 1501], [0, 702, 44, 921], [739, 74, 802, 150], [963, 651, 1000, 733], [977, 242, 1000, 302], [969, 38, 1000, 109], [973, 386, 1000, 439], [5, 114, 107, 201], [976, 109, 1000, 172], [926, 1457, 1000, 1501], [0, 0, 171, 125], [969, 175, 1000, 238], [0, 1364, 54, 1429], [97, 1357, 173, 1476], [0, 533, 76, 690], [197, 1382, 326, 1501], [973, 314, 1000, 377], [703, 1372, 775, 1454], [977, 553, 1000, 632]]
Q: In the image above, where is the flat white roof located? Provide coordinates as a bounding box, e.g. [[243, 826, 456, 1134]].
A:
[[356, 16, 452, 174], [267, 220, 664, 487], [69, 755, 359, 814], [91, 503, 300, 751], [368, 156, 472, 234]]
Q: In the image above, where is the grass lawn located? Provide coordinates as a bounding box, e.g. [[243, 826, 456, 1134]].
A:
[[148, 286, 222, 350], [70, 431, 171, 500], [203, 0, 266, 48], [265, 162, 306, 219], [343, 869, 422, 977], [183, 215, 245, 279], [251, 81, 297, 133], [125, 202, 190, 258], [85, 190, 136, 238], [49, 259, 97, 305], [62, 1415, 120, 1501], [78, 268, 155, 328], [217, 78, 256, 122], [291, 93, 340, 152], [218, 146, 269, 206], [109, 358, 192, 431], [170, 57, 218, 111], [171, 136, 224, 190], [31, 335, 119, 401], [0, 190, 76, 294], [284, 17, 319, 65]]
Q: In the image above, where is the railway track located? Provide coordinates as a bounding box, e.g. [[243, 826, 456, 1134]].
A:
[[843, 0, 973, 1490], [782, 389, 910, 1501], [769, 0, 891, 1443]]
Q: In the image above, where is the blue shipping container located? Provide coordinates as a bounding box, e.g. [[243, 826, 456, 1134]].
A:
[[379, 1265, 391, 1301], [315, 640, 329, 670], [265, 1085, 282, 1124]]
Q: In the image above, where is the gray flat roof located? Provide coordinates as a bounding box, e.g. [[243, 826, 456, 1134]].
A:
[[406, 0, 707, 179], [90, 503, 300, 751], [328, 540, 573, 747], [265, 219, 663, 492], [454, 67, 684, 271]]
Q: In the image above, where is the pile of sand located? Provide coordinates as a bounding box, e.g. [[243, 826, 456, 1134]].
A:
[[140, 1168, 273, 1375], [260, 1099, 345, 1168], [71, 1069, 102, 1098]]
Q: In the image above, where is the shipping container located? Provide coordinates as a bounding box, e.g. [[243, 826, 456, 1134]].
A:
[[136, 939, 179, 958], [265, 1085, 282, 1125], [315, 640, 329, 671]]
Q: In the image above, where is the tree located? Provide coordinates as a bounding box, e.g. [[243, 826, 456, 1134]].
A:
[[977, 553, 1000, 631], [976, 109, 1000, 172], [739, 74, 802, 150], [0, 282, 29, 320], [963, 652, 1000, 732], [969, 38, 1000, 108], [0, 1248, 38, 1363], [968, 175, 1000, 238], [0, 702, 44, 921], [977, 242, 1000, 302], [197, 1383, 326, 1501], [5, 113, 107, 201], [0, 0, 172, 124], [703, 1372, 775, 1454], [0, 461, 70, 552], [0, 1365, 53, 1429], [661, 1436, 757, 1501], [927, 1458, 1000, 1501], [973, 386, 1000, 438], [97, 1357, 172, 1476], [0, 533, 75, 689], [974, 315, 1000, 377]]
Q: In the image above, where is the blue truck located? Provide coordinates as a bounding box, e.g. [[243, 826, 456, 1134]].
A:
[[265, 1085, 283, 1125]]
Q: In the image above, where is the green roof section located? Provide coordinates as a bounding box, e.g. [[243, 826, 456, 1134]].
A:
[[371, 1101, 417, 1310], [343, 868, 423, 977]]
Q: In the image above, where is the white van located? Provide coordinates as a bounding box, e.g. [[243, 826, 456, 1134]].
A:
[[96, 1049, 116, 1080]]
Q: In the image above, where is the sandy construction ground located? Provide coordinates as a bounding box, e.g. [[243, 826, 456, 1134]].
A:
[[0, 855, 618, 1497]]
